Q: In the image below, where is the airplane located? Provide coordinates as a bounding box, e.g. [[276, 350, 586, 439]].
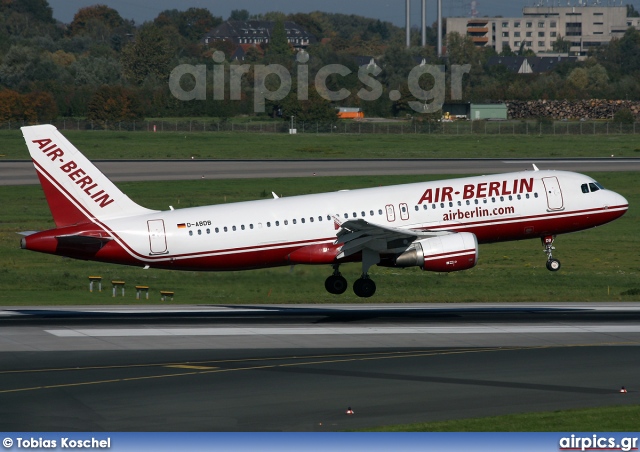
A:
[[20, 124, 628, 298]]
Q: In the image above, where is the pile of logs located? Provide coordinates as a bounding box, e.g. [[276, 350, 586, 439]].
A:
[[506, 100, 640, 120]]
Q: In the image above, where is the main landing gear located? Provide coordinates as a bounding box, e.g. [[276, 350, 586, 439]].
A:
[[542, 235, 561, 272], [325, 265, 348, 295], [325, 249, 380, 298]]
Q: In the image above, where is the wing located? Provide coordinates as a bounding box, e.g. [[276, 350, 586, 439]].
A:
[[334, 218, 452, 259]]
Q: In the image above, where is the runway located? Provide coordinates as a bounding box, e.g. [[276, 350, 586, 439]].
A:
[[1, 303, 639, 431], [1, 158, 639, 185]]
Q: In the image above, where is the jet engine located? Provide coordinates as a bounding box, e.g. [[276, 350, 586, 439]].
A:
[[393, 232, 478, 272]]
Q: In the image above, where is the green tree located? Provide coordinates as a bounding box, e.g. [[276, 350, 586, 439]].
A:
[[121, 24, 177, 85], [614, 108, 635, 124], [552, 36, 571, 53], [87, 85, 143, 122], [268, 19, 291, 57], [68, 5, 124, 36], [229, 9, 250, 21], [500, 44, 515, 57], [567, 67, 589, 95], [280, 89, 338, 123]]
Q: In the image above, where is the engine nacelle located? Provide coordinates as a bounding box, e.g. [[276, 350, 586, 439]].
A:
[[395, 233, 478, 272]]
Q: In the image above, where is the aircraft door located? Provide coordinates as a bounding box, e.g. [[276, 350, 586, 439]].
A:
[[148, 219, 168, 254], [385, 204, 396, 222], [542, 177, 564, 211]]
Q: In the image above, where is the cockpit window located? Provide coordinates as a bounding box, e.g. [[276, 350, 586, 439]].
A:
[[582, 182, 605, 193]]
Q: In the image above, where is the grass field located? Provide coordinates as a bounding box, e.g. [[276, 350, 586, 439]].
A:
[[364, 404, 640, 431], [2, 129, 640, 159], [0, 172, 637, 305]]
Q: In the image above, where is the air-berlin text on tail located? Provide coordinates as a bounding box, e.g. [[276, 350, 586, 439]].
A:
[[32, 138, 114, 208], [417, 177, 534, 204]]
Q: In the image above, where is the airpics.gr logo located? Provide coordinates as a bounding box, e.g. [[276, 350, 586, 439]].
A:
[[169, 51, 471, 114]]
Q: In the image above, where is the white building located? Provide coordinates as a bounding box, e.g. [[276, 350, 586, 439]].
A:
[[447, 5, 640, 57]]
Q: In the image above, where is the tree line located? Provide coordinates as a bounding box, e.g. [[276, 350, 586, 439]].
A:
[[2, 0, 640, 124]]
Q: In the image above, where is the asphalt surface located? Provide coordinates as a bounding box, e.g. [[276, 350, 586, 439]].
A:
[[1, 303, 639, 431], [1, 158, 639, 185]]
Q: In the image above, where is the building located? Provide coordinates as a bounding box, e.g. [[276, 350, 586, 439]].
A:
[[487, 56, 578, 74], [442, 103, 508, 120], [202, 21, 317, 51], [447, 5, 640, 57]]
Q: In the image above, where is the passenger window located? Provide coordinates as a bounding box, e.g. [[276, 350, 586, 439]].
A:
[[241, 225, 245, 230], [517, 194, 521, 200], [352, 212, 357, 218], [361, 211, 366, 217], [284, 220, 288, 225], [206, 228, 210, 234], [534, 193, 539, 198], [378, 209, 383, 215], [189, 231, 193, 236], [370, 210, 374, 216], [275, 221, 279, 226], [266, 222, 270, 227], [232, 226, 236, 231], [250, 224, 253, 230], [500, 196, 504, 202], [301, 218, 305, 224], [310, 217, 314, 222], [491, 197, 496, 203], [423, 205, 428, 210], [215, 227, 219, 233], [457, 201, 461, 206], [466, 200, 470, 205], [415, 206, 419, 211], [319, 216, 323, 221], [526, 194, 530, 199], [198, 230, 202, 235], [293, 219, 297, 224], [224, 227, 228, 232], [483, 199, 487, 204], [474, 199, 479, 205], [589, 183, 600, 192], [440, 203, 444, 208], [449, 202, 453, 207]]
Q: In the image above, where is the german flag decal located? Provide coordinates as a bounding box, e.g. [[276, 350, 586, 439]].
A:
[[177, 223, 186, 229]]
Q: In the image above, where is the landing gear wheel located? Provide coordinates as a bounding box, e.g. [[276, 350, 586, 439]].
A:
[[353, 278, 376, 298], [546, 259, 561, 272], [325, 274, 348, 295], [541, 235, 561, 272]]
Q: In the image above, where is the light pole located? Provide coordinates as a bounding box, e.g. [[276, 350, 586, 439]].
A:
[[291, 115, 294, 131]]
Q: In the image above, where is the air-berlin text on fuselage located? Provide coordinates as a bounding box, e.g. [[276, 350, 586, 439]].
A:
[[417, 178, 534, 204], [32, 138, 114, 208]]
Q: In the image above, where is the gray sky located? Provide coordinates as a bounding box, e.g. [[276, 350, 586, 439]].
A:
[[47, 1, 545, 27]]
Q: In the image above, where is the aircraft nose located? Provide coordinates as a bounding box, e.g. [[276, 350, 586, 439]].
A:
[[608, 191, 629, 215]]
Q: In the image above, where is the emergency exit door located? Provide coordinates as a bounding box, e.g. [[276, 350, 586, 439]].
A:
[[148, 219, 168, 254]]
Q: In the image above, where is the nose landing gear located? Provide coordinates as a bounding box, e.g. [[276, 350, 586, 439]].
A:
[[542, 235, 561, 271]]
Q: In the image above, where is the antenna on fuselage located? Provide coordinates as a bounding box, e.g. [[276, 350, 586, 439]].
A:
[[532, 164, 540, 171]]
